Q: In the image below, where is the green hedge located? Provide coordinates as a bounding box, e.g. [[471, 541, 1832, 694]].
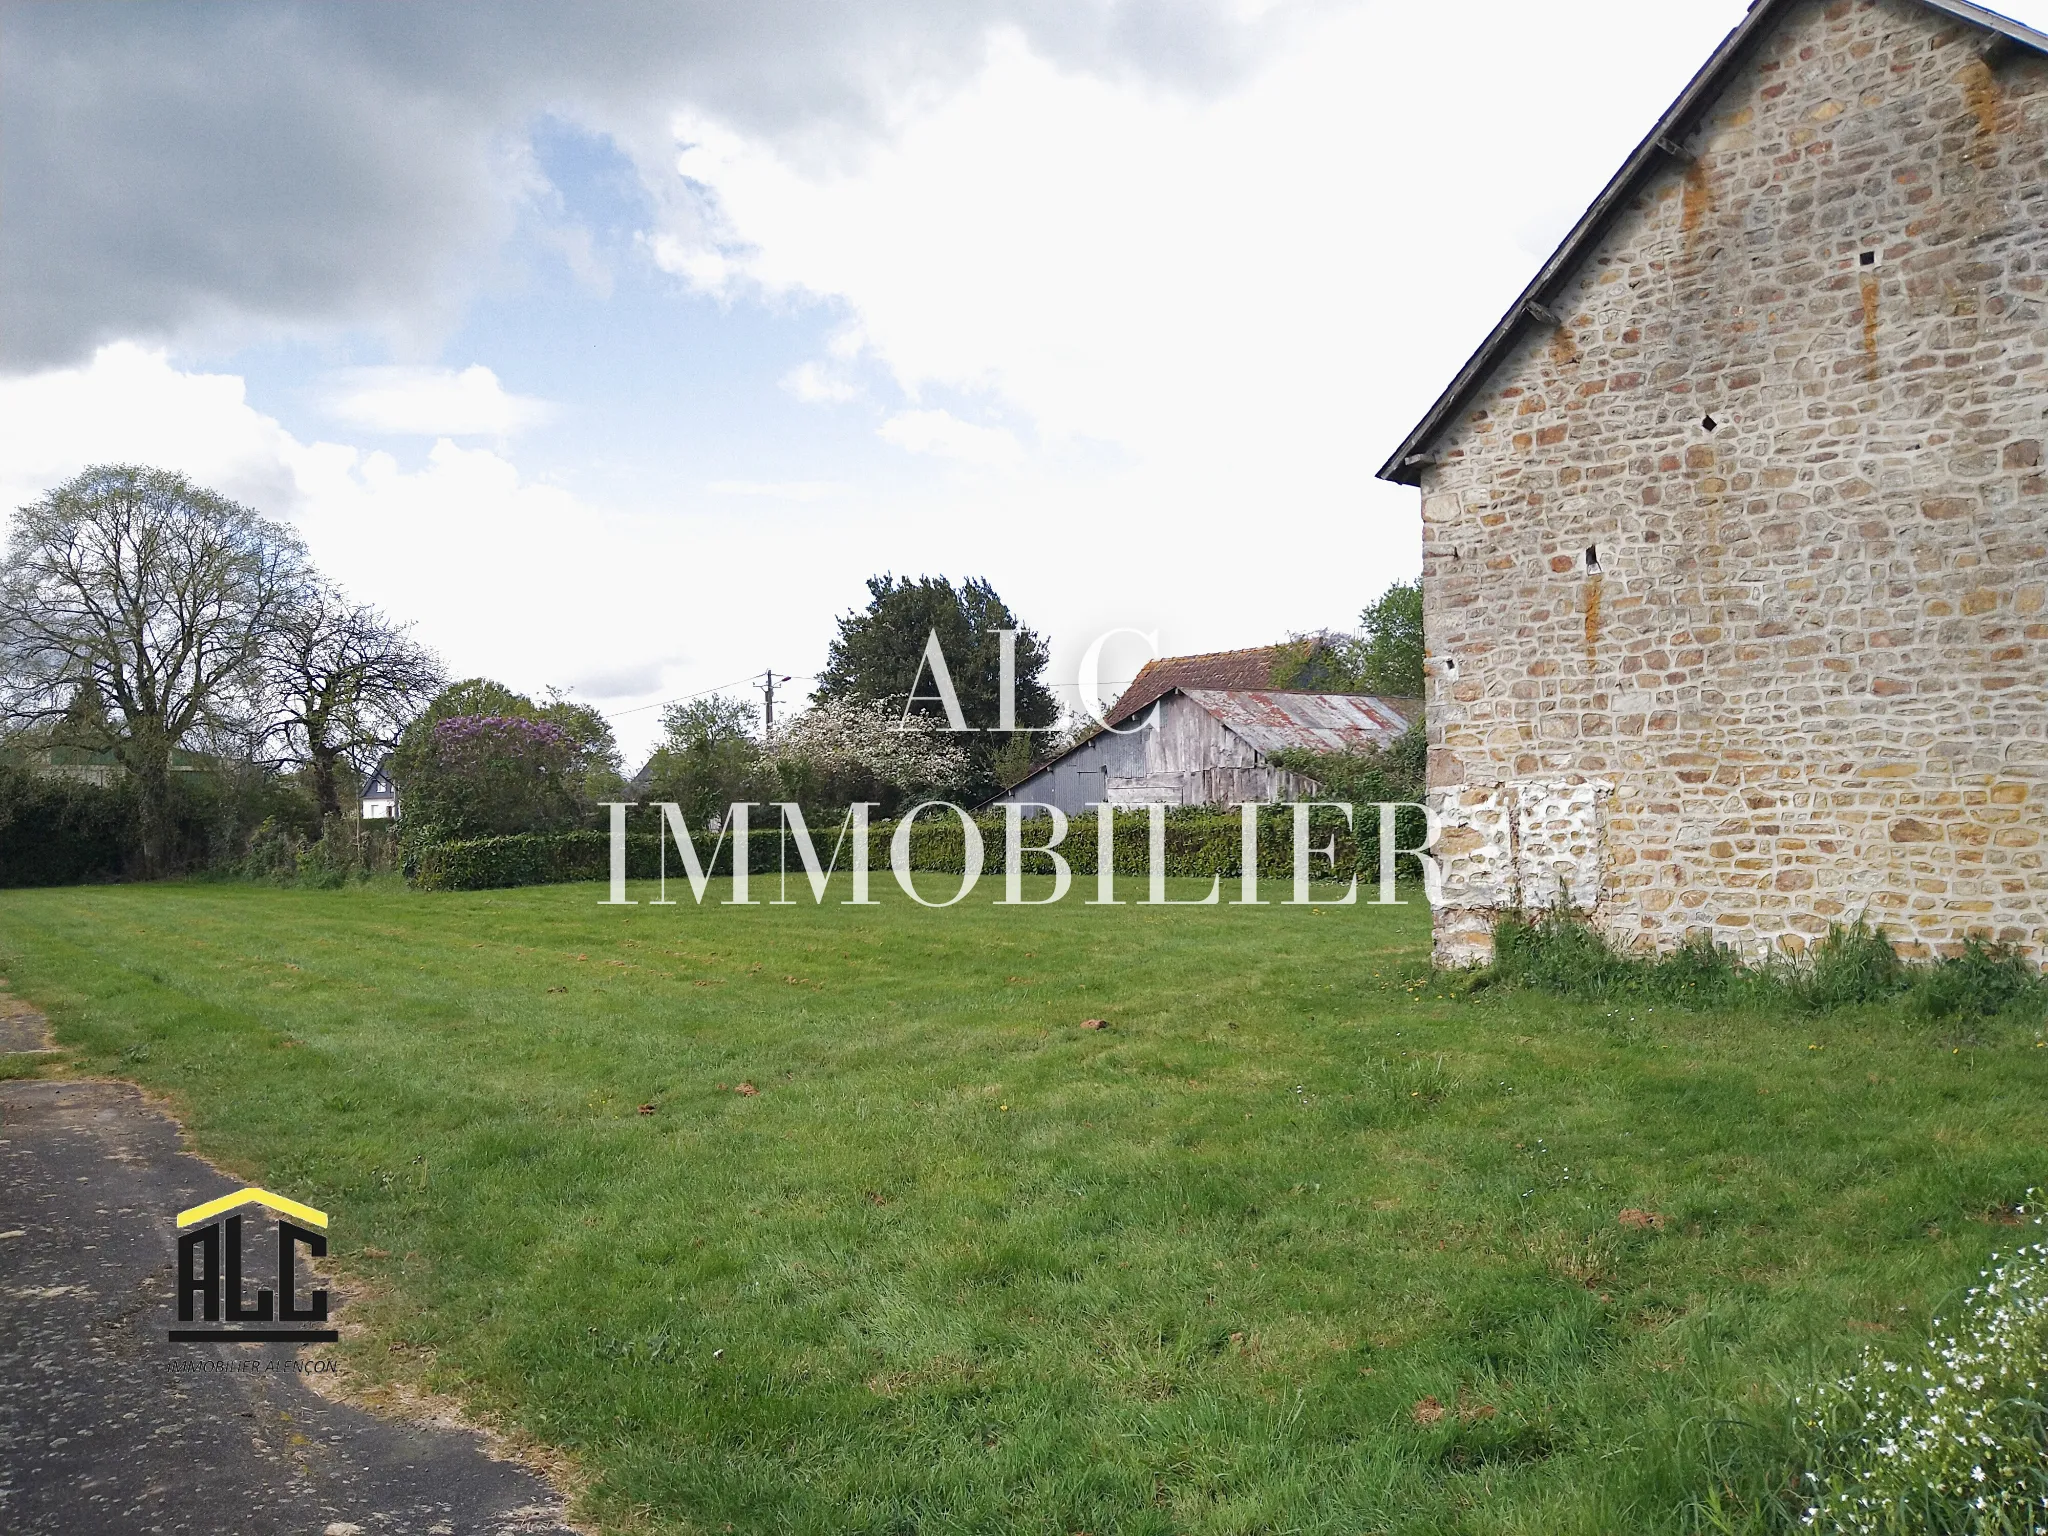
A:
[[408, 803, 1432, 893], [0, 759, 330, 886], [0, 764, 137, 887], [413, 829, 615, 891]]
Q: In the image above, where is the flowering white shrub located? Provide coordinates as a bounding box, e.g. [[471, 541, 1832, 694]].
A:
[[1798, 1200, 2048, 1535], [763, 698, 969, 796]]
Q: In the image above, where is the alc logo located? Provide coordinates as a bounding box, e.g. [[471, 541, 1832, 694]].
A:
[[169, 1187, 337, 1344]]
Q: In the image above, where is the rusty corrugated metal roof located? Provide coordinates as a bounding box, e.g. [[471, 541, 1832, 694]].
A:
[[1180, 689, 1418, 755]]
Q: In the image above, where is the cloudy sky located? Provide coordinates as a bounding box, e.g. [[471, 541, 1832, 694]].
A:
[[9, 0, 2039, 758]]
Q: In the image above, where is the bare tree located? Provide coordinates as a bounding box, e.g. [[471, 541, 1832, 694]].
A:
[[267, 583, 445, 820], [0, 465, 306, 874]]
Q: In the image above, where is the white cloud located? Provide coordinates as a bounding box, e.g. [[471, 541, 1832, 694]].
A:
[[0, 351, 619, 698], [0, 348, 884, 761], [3, 0, 1303, 367], [320, 364, 554, 437], [779, 361, 859, 404], [650, 6, 1762, 519], [0, 342, 314, 517], [572, 658, 682, 698], [707, 479, 845, 501], [878, 408, 1021, 467]]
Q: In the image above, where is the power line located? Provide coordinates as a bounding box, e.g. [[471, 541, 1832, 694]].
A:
[[608, 672, 1124, 721], [604, 674, 812, 721]]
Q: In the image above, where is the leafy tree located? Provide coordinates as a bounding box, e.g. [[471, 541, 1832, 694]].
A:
[[414, 678, 531, 726], [405, 678, 620, 787], [0, 465, 307, 874], [267, 582, 444, 821], [396, 715, 587, 839], [391, 678, 624, 838], [531, 689, 627, 804], [641, 696, 766, 828], [1352, 579, 1426, 698], [990, 730, 1036, 791], [813, 574, 1055, 800], [1272, 579, 1425, 699]]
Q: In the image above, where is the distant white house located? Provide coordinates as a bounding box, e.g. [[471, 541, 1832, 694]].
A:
[[361, 757, 398, 820]]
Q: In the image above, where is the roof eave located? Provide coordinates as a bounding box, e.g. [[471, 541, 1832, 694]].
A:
[[979, 692, 1186, 806], [1374, 0, 2048, 488]]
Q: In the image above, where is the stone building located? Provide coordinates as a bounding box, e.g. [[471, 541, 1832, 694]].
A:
[[1377, 0, 2048, 966]]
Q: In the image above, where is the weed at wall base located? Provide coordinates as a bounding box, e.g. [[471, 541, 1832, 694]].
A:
[[1474, 909, 2048, 1027]]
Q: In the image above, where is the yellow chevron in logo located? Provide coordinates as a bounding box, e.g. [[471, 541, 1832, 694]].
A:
[[175, 1188, 328, 1230]]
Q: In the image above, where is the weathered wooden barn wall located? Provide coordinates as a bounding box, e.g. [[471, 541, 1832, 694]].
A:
[[995, 724, 1151, 818], [989, 691, 1349, 815], [1414, 0, 2048, 965], [1100, 695, 1326, 806]]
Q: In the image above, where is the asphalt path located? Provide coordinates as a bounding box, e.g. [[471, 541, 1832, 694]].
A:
[[0, 991, 580, 1536]]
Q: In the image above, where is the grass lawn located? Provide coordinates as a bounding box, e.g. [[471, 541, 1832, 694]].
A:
[[2, 876, 2044, 1534]]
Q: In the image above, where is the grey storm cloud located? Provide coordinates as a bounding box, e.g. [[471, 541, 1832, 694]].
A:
[[0, 0, 1315, 371]]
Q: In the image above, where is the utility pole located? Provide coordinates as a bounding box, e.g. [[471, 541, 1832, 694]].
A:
[[760, 669, 790, 738]]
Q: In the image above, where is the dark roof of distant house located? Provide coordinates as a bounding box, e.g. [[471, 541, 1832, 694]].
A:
[[362, 756, 396, 797], [1105, 644, 1296, 728], [1375, 0, 2048, 487]]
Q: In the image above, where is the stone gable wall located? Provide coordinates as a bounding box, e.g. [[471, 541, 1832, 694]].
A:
[[1416, 0, 2048, 966]]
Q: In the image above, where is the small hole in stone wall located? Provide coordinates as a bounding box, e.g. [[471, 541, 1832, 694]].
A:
[[1702, 414, 1719, 433], [1441, 657, 1459, 679], [1860, 249, 1878, 267], [1585, 544, 1601, 572]]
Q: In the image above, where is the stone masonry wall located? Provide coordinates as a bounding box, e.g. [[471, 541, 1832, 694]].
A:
[[1417, 0, 2048, 966]]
